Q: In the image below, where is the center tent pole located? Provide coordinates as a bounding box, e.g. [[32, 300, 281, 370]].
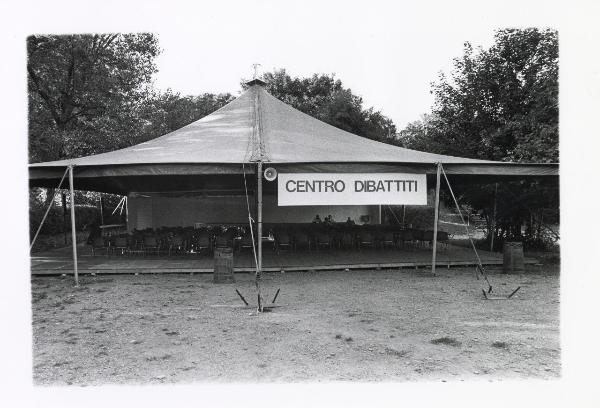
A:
[[256, 161, 264, 312], [431, 163, 442, 275], [68, 165, 79, 286]]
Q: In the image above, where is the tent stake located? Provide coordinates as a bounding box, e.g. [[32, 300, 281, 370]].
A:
[[235, 289, 249, 306], [68, 165, 79, 286], [271, 288, 281, 304], [431, 163, 441, 275]]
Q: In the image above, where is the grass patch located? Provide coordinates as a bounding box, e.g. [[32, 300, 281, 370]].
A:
[[430, 337, 461, 347], [335, 334, 342, 339], [345, 337, 353, 342]]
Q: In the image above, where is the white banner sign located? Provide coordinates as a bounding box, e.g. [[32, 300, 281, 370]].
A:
[[278, 173, 427, 206]]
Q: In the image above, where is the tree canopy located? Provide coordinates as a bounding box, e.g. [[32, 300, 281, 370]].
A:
[[398, 28, 559, 248], [399, 28, 558, 163], [242, 69, 398, 145], [27, 34, 162, 162]]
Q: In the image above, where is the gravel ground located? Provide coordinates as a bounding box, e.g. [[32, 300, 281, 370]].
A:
[[31, 264, 559, 385]]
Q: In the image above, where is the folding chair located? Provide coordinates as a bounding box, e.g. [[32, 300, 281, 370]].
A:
[[168, 234, 184, 256], [275, 230, 292, 254], [357, 232, 375, 250], [112, 236, 129, 256], [91, 237, 109, 256], [315, 232, 332, 250], [143, 235, 160, 256]]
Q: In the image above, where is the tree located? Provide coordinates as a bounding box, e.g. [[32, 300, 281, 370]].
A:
[[401, 29, 558, 162], [27, 33, 161, 162], [398, 29, 559, 248], [27, 34, 237, 246], [242, 69, 397, 144], [137, 90, 234, 140]]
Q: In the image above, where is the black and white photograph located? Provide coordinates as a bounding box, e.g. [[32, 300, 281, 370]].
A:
[[2, 0, 599, 407]]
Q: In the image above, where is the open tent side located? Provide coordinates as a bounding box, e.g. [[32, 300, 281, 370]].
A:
[[29, 80, 559, 290]]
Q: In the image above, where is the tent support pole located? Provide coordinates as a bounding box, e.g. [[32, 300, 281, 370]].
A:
[[256, 161, 263, 312], [69, 165, 79, 286], [490, 182, 498, 252], [62, 193, 67, 245], [99, 193, 104, 225], [431, 163, 441, 275]]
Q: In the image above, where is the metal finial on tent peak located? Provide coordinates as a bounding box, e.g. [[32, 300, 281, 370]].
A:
[[252, 63, 261, 79], [245, 63, 266, 87]]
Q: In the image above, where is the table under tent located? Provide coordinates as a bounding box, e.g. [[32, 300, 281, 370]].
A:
[[29, 78, 558, 286]]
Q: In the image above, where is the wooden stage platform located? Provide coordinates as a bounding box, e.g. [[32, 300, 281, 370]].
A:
[[30, 243, 537, 275]]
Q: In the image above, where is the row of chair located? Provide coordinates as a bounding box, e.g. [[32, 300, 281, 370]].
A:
[[89, 225, 450, 256], [269, 228, 449, 253]]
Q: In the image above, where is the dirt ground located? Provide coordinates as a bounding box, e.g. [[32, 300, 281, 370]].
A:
[[31, 263, 560, 385]]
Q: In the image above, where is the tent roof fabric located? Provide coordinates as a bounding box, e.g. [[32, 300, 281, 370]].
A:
[[29, 83, 558, 192]]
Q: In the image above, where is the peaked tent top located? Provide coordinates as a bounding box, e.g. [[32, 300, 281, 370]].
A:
[[29, 81, 557, 193], [30, 84, 501, 168]]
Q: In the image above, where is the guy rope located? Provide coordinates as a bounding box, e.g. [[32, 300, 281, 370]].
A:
[[439, 164, 521, 300]]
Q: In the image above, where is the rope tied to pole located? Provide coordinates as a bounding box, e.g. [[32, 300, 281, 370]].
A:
[[30, 167, 70, 251], [439, 164, 494, 293], [242, 163, 259, 272]]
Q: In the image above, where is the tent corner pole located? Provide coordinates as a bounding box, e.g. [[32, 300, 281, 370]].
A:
[[256, 161, 263, 312], [431, 163, 442, 275], [68, 165, 79, 286]]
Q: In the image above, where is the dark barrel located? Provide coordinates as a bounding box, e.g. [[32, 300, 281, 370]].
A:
[[503, 241, 525, 274], [214, 247, 235, 283]]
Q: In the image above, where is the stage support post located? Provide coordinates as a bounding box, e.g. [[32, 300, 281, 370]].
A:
[[68, 165, 79, 286], [256, 161, 263, 311], [431, 163, 442, 275]]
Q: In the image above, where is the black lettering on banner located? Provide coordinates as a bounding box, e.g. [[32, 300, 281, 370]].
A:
[[286, 180, 296, 192], [324, 180, 334, 192], [315, 180, 323, 192], [335, 180, 345, 192], [366, 180, 375, 192], [355, 180, 364, 192], [414, 180, 417, 192], [297, 180, 305, 192]]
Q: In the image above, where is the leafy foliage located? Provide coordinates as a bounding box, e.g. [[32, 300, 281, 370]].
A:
[[400, 28, 558, 163], [27, 34, 161, 162], [242, 69, 398, 144], [27, 34, 233, 242], [398, 29, 559, 248]]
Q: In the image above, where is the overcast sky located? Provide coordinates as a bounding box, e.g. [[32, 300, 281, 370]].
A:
[[151, 3, 500, 129]]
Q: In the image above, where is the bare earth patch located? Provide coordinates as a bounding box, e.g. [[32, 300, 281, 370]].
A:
[[31, 266, 560, 385]]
